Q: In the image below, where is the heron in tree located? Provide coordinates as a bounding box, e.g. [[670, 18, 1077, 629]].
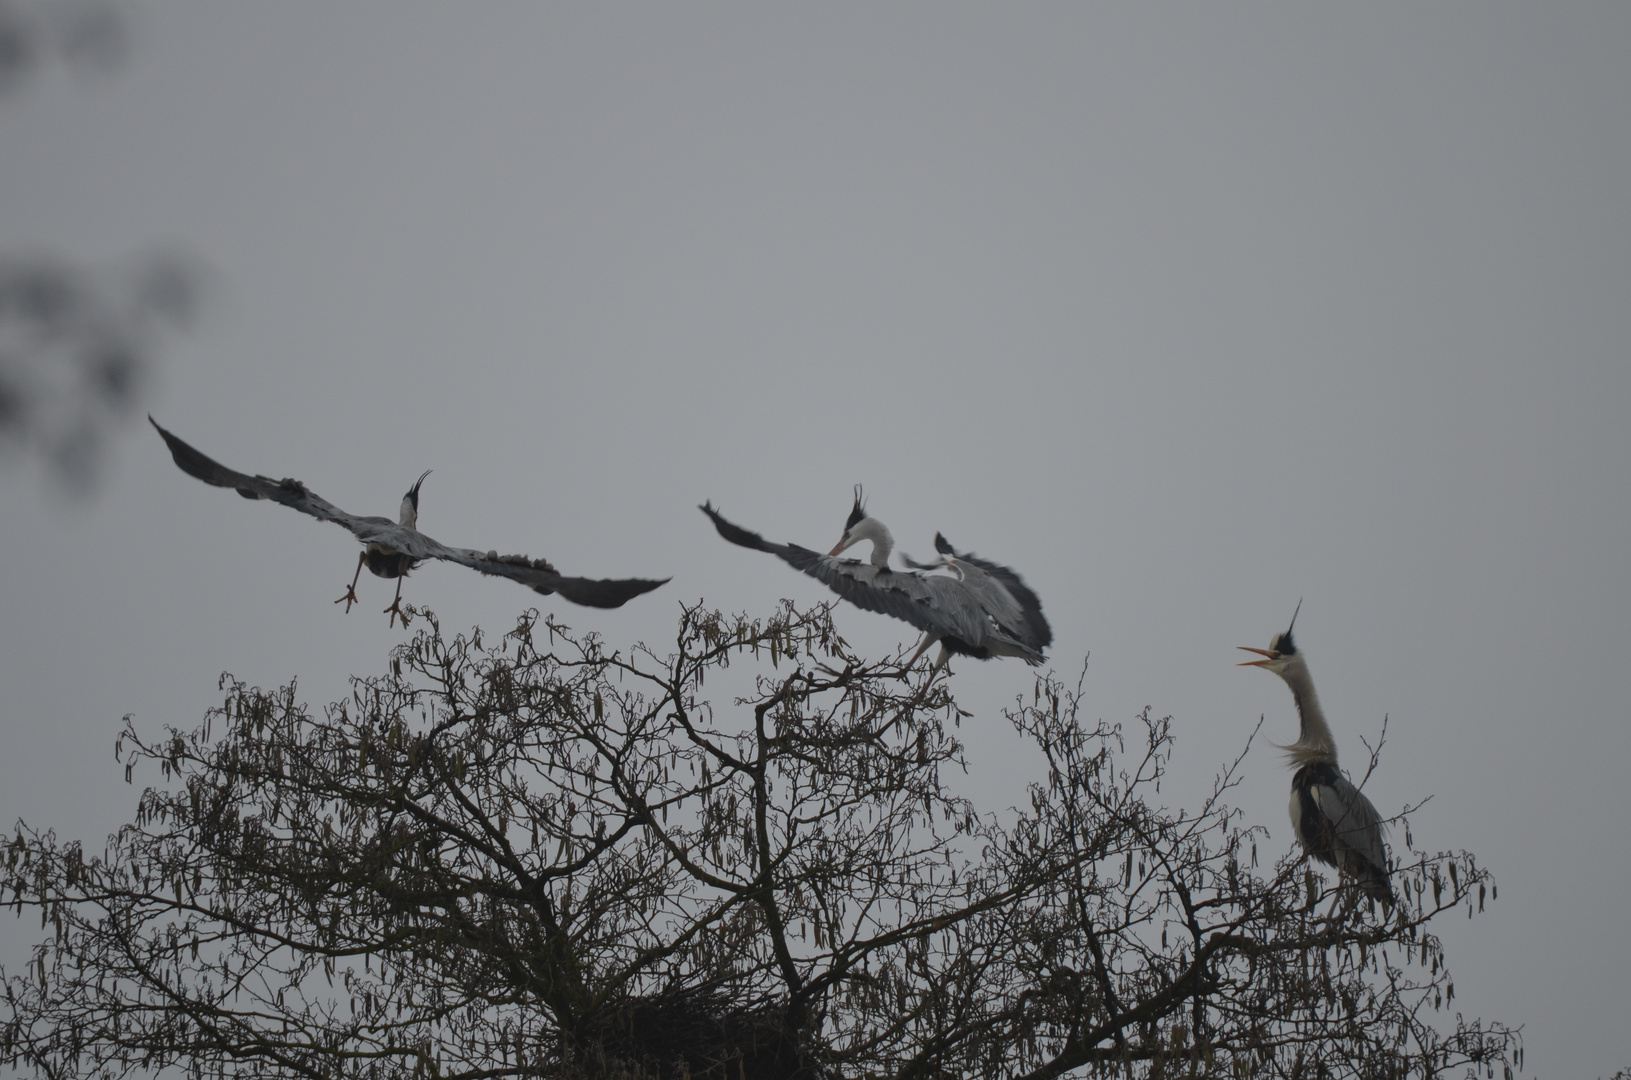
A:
[[1239, 603, 1393, 904], [151, 418, 669, 626], [700, 487, 1051, 673]]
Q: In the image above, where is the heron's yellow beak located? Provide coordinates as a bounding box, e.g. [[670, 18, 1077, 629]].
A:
[[829, 537, 849, 557], [1237, 646, 1277, 667]]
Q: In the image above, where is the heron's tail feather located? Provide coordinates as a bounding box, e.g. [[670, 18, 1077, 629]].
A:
[[1357, 861, 1394, 907], [1337, 848, 1394, 907], [984, 632, 1046, 667]]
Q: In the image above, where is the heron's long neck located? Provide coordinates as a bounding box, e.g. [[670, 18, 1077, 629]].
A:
[[857, 518, 894, 568], [1280, 658, 1337, 766]]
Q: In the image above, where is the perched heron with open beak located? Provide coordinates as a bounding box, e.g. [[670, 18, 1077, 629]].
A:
[[700, 486, 1051, 673], [1239, 603, 1393, 905], [151, 418, 669, 626]]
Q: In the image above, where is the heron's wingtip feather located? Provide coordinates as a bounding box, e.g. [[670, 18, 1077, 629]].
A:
[[547, 576, 670, 609], [150, 418, 263, 498], [699, 503, 777, 553]]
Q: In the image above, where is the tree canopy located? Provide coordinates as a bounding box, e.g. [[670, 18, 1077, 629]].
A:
[[3, 602, 1519, 1079]]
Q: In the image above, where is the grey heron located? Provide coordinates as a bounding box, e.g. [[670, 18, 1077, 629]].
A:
[[151, 418, 669, 626], [1239, 604, 1393, 905], [700, 487, 1051, 672]]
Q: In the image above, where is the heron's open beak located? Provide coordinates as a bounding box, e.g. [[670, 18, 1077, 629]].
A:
[[1237, 646, 1277, 667]]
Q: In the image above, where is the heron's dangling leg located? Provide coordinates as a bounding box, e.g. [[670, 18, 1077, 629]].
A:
[[929, 642, 953, 676], [383, 576, 407, 628], [904, 631, 940, 673], [334, 551, 366, 612]]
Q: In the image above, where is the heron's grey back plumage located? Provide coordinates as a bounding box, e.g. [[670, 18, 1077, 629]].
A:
[[921, 532, 1052, 652], [700, 502, 1044, 664]]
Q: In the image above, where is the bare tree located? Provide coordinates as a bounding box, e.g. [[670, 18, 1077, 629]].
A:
[[2, 601, 1519, 1078]]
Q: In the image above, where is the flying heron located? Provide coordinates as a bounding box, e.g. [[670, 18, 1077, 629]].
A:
[[151, 418, 669, 626], [700, 486, 1051, 673], [1239, 603, 1393, 904]]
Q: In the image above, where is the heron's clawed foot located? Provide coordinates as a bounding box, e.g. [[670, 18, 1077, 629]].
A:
[[336, 552, 366, 613], [382, 575, 411, 627]]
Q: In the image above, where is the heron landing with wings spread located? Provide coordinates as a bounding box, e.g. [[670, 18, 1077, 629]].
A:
[[700, 487, 1051, 673], [150, 418, 668, 626], [1239, 604, 1393, 905]]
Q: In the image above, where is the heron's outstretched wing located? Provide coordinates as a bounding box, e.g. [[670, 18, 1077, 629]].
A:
[[152, 418, 669, 609], [401, 536, 669, 609], [1309, 772, 1392, 902], [700, 502, 991, 644], [933, 533, 1053, 650], [151, 416, 391, 535]]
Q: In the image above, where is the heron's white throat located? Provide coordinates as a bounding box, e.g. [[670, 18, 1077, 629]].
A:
[[1267, 653, 1338, 767]]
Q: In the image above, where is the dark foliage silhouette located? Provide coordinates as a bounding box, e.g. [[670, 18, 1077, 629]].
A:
[[2, 602, 1519, 1078]]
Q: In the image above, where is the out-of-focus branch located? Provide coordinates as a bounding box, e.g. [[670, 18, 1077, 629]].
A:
[[0, 252, 198, 491], [2, 1, 200, 494], [0, 0, 126, 92]]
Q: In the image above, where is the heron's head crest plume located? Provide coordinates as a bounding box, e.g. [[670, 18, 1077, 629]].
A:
[[1270, 598, 1302, 656], [1237, 600, 1305, 670], [845, 485, 867, 531], [934, 533, 954, 556], [399, 469, 433, 528], [830, 485, 894, 566]]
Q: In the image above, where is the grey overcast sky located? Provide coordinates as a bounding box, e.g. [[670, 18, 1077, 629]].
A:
[[2, 4, 1627, 1076]]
